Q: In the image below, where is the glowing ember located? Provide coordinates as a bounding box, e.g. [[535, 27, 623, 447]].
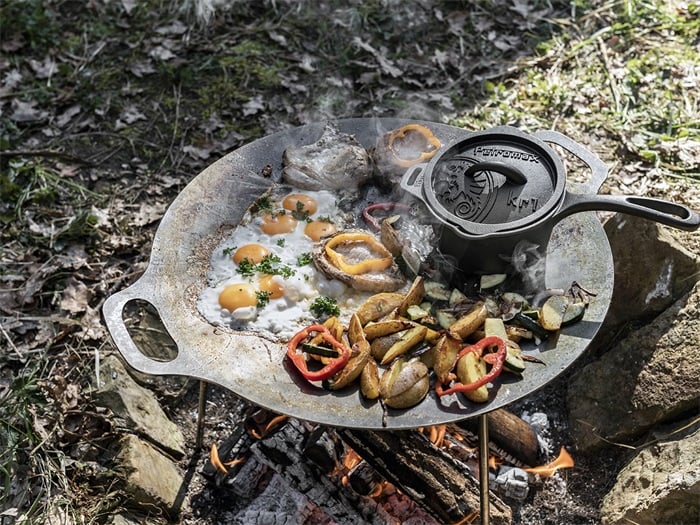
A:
[[525, 447, 574, 477]]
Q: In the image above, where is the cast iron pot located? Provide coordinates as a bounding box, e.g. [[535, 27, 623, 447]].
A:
[[400, 126, 700, 274]]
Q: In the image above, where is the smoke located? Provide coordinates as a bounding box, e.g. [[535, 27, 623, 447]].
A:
[[510, 240, 546, 293]]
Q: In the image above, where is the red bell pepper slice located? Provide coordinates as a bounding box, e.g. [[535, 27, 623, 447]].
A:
[[286, 324, 351, 382], [362, 202, 412, 231], [435, 336, 507, 397]]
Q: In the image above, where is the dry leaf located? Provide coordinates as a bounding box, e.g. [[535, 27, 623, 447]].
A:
[[61, 278, 91, 314]]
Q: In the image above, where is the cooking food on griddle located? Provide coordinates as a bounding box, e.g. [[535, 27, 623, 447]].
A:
[[371, 123, 442, 186], [196, 121, 595, 422], [285, 275, 594, 420], [312, 230, 407, 292], [282, 123, 372, 191]]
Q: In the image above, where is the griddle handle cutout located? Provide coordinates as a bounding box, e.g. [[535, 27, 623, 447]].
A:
[[102, 278, 186, 376]]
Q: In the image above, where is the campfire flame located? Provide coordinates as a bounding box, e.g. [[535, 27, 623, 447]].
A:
[[525, 447, 574, 477]]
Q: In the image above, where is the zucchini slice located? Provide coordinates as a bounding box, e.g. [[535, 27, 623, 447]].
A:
[[539, 295, 569, 331], [562, 300, 587, 325], [480, 273, 507, 290]]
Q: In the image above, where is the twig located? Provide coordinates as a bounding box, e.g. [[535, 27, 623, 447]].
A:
[[0, 149, 93, 165], [596, 36, 622, 115], [576, 415, 700, 451], [0, 322, 24, 359]]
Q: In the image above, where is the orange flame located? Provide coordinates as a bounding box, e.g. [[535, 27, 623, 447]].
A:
[[210, 443, 228, 474], [525, 447, 574, 477]]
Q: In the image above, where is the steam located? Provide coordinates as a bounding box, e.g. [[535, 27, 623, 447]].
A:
[[510, 240, 547, 293]]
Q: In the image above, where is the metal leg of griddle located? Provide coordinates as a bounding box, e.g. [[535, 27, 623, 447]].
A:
[[479, 412, 490, 525], [195, 380, 207, 449]]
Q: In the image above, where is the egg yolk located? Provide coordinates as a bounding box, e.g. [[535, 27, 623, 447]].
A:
[[258, 275, 284, 299], [283, 193, 318, 216], [232, 243, 270, 264], [260, 211, 298, 235], [218, 283, 258, 312], [304, 220, 337, 241]]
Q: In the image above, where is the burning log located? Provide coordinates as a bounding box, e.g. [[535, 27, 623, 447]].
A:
[[338, 428, 513, 525], [251, 418, 391, 525], [457, 408, 540, 467]]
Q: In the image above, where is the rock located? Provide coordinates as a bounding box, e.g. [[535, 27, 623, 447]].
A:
[[602, 214, 699, 330], [567, 281, 700, 452], [96, 355, 186, 459], [600, 420, 700, 525], [116, 434, 184, 516]]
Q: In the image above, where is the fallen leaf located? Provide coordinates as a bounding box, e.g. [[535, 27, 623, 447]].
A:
[[10, 99, 49, 122], [61, 278, 91, 314], [56, 104, 82, 128]]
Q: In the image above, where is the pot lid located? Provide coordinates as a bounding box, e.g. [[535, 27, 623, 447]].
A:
[[412, 126, 567, 236]]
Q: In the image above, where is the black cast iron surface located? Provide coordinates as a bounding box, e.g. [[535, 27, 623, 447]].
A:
[[102, 118, 614, 429]]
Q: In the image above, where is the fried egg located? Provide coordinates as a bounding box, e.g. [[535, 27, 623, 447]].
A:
[[197, 188, 369, 339]]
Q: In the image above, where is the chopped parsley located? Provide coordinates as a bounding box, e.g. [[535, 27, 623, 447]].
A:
[[310, 296, 341, 317], [256, 291, 272, 308], [276, 238, 286, 247], [236, 254, 296, 279], [252, 195, 273, 214], [291, 201, 310, 221], [297, 252, 313, 266], [223, 246, 236, 256]]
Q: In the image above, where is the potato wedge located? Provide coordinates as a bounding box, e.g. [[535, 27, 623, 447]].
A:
[[363, 319, 415, 341], [326, 314, 371, 390], [380, 218, 404, 257], [380, 324, 428, 365], [380, 357, 430, 409], [456, 351, 489, 403], [356, 293, 405, 325], [370, 330, 408, 362], [360, 356, 381, 400], [432, 332, 463, 383], [398, 276, 425, 317], [449, 301, 488, 339]]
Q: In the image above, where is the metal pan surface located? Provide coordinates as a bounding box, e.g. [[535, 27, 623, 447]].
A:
[[102, 118, 613, 429]]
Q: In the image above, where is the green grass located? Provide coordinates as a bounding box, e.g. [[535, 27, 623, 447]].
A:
[[454, 0, 700, 181]]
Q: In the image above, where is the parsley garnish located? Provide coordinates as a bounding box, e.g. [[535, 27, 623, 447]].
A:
[[256, 291, 272, 308], [276, 238, 286, 247], [291, 201, 310, 221], [236, 258, 256, 277], [223, 246, 236, 256], [253, 196, 272, 214], [236, 254, 296, 279], [297, 252, 313, 266], [310, 296, 340, 317]]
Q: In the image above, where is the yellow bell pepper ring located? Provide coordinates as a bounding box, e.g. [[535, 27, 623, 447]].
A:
[[324, 232, 394, 275], [387, 124, 441, 168]]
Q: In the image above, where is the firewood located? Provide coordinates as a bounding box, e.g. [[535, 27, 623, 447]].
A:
[[338, 428, 512, 525], [457, 409, 540, 467]]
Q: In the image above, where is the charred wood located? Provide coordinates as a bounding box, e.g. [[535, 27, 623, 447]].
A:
[[251, 418, 389, 525], [347, 460, 383, 496], [338, 428, 513, 525]]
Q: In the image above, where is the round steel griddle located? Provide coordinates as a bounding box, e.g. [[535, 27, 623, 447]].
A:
[[102, 118, 613, 430]]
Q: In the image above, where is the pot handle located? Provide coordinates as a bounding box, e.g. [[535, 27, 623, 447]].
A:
[[557, 192, 700, 231], [533, 130, 609, 194], [399, 163, 428, 200]]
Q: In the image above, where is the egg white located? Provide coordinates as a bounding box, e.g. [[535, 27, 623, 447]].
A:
[[197, 188, 371, 340]]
